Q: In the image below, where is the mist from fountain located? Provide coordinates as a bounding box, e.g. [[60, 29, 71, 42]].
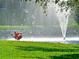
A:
[[23, 0, 71, 39], [52, 0, 71, 39]]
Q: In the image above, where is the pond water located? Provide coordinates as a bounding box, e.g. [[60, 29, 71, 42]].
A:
[[0, 26, 62, 39], [1, 27, 79, 39]]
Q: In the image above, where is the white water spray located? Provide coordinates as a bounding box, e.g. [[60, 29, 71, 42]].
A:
[[48, 0, 71, 39], [53, 0, 71, 39], [24, 0, 71, 39]]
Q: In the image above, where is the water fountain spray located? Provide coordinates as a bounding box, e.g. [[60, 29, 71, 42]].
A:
[[49, 0, 71, 40], [23, 0, 71, 40], [52, 0, 71, 40]]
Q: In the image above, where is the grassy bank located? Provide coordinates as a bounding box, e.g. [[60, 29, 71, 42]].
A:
[[0, 24, 79, 30], [0, 40, 79, 59], [0, 25, 32, 30]]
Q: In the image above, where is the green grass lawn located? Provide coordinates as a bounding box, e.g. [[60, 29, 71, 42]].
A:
[[0, 41, 79, 59]]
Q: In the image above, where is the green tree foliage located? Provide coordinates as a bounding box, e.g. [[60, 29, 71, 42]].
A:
[[23, 0, 79, 11], [25, 0, 79, 22], [24, 0, 79, 17], [67, 0, 79, 24]]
